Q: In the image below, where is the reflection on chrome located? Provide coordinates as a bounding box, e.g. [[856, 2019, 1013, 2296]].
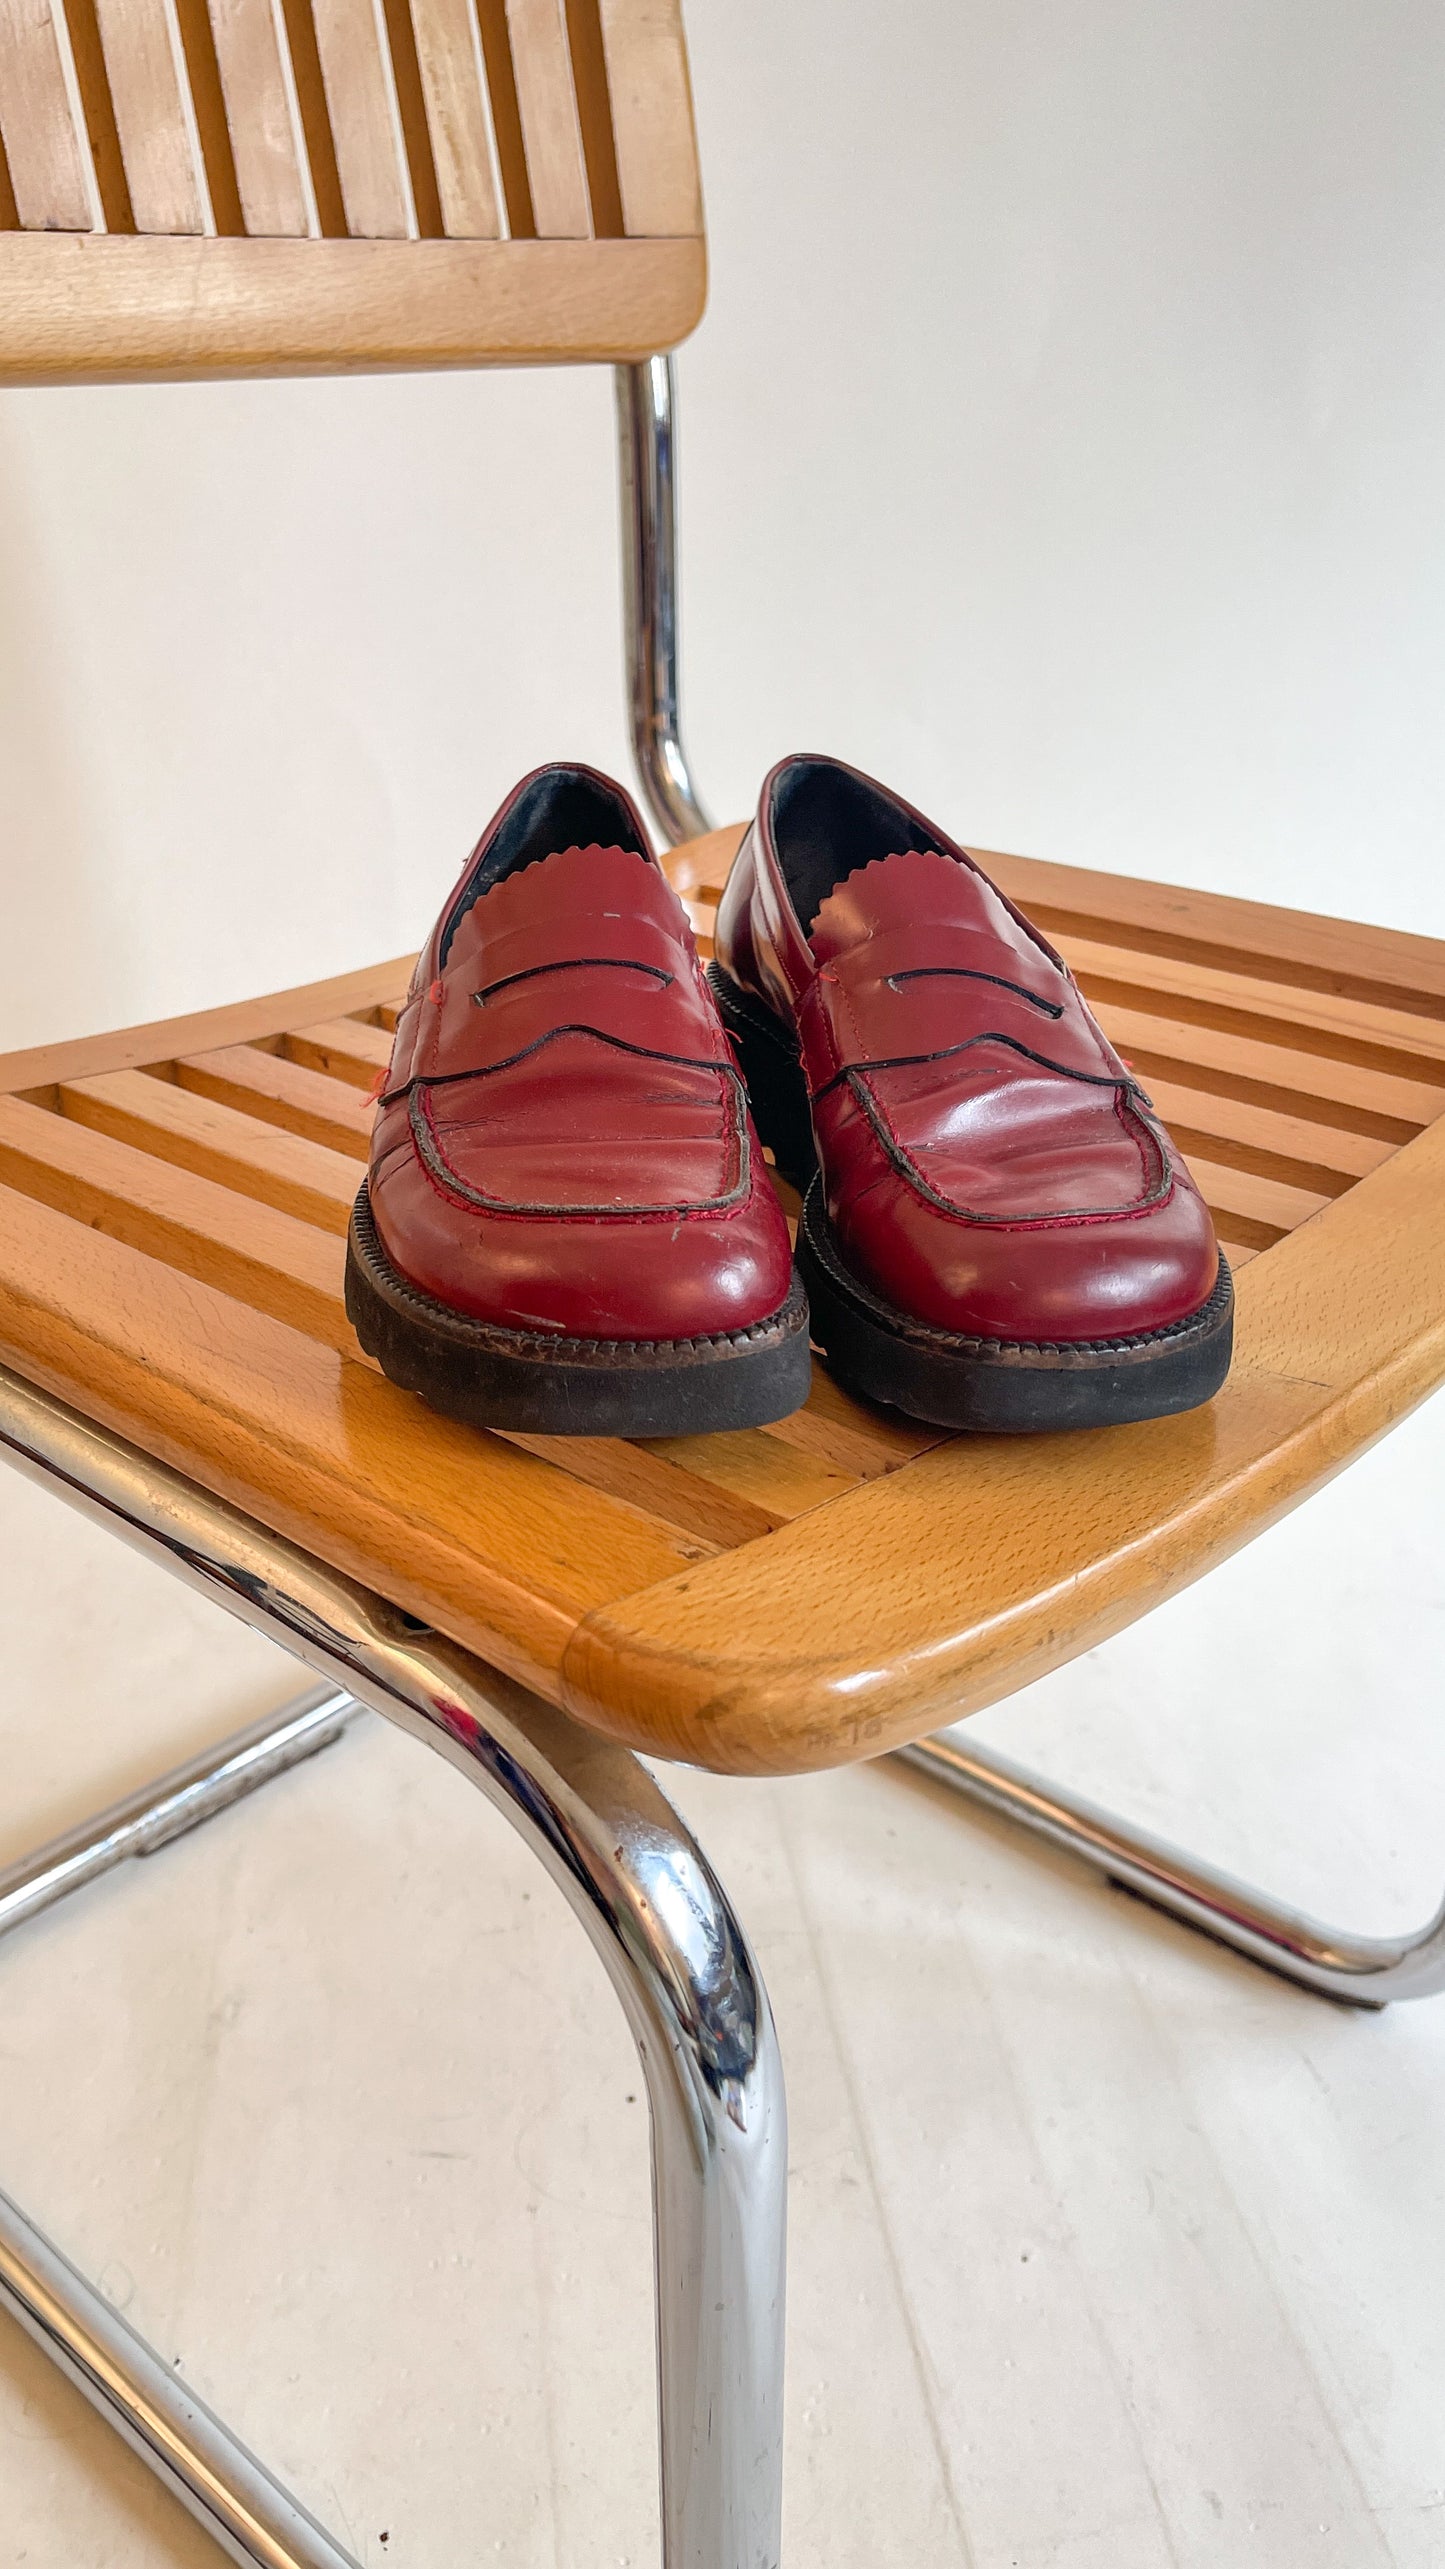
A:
[[0, 1359, 786, 2569]]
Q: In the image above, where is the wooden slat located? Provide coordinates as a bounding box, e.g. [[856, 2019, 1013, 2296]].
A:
[[0, 0, 93, 229], [283, 1014, 392, 1085], [276, 0, 347, 232], [60, 1068, 359, 1230], [762, 1366, 942, 1480], [1145, 1075, 1390, 1195], [0, 110, 17, 224], [500, 1431, 770, 1549], [90, 0, 208, 232], [1063, 932, 1445, 1081], [310, 0, 412, 235], [206, 0, 311, 235], [645, 1428, 858, 1525], [562, 0, 619, 233], [597, 0, 698, 236], [0, 1183, 710, 1701], [0, 1092, 349, 1345], [561, 1110, 1445, 1773], [1094, 999, 1441, 1138], [1182, 1155, 1329, 1252], [0, 954, 415, 1095], [0, 1098, 769, 1551], [172, 0, 245, 230], [668, 820, 1445, 1027], [0, 229, 707, 376], [659, 831, 733, 904], [378, 0, 444, 235], [980, 845, 1445, 1024], [505, 0, 588, 235], [472, 0, 531, 232], [64, 0, 135, 224], [172, 1046, 374, 1154], [408, 0, 501, 236]]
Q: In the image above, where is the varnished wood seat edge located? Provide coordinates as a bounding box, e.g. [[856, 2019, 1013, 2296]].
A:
[[0, 236, 708, 385], [560, 1113, 1445, 1774]]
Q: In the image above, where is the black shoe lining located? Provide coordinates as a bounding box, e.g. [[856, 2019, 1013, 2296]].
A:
[[442, 768, 650, 962], [770, 758, 942, 938]]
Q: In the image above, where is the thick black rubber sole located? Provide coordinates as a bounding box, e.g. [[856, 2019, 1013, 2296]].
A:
[[709, 962, 1235, 1434], [345, 1181, 813, 1438]]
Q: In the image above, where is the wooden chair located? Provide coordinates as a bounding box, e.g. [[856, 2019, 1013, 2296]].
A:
[[2, 6, 1444, 2563]]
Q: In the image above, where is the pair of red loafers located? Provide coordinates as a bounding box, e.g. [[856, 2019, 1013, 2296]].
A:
[[346, 756, 1233, 1438]]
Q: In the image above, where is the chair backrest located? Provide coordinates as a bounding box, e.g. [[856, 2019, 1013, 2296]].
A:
[[0, 0, 703, 379]]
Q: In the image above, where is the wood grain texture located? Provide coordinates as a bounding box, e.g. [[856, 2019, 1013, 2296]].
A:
[[60, 1067, 361, 1230], [0, 228, 707, 375], [598, 0, 698, 236], [0, 0, 93, 229], [0, 954, 413, 1094], [760, 1367, 942, 1480], [1135, 1077, 1390, 1193], [90, 0, 208, 232], [282, 1012, 393, 1083], [505, 0, 588, 236], [310, 0, 411, 235], [1181, 1155, 1329, 1250], [409, 0, 500, 236], [0, 1096, 780, 1550], [0, 1182, 708, 1700], [644, 1426, 857, 1526], [276, 0, 347, 232], [472, 0, 531, 232], [206, 0, 311, 235], [562, 0, 620, 234], [1096, 1001, 1442, 1137], [0, 1090, 350, 1345], [171, 1044, 375, 1154], [561, 1108, 1445, 1772], [978, 846, 1445, 1021], [65, 0, 137, 224], [378, 0, 445, 235], [172, 0, 245, 231], [1064, 933, 1445, 1079]]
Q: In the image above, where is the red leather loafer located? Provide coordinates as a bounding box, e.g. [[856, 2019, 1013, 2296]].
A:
[[710, 753, 1232, 1431], [346, 764, 809, 1436]]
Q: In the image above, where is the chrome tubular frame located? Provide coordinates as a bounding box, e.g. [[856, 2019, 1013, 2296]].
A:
[[615, 355, 716, 848], [0, 1359, 786, 2569], [900, 1729, 1445, 2007]]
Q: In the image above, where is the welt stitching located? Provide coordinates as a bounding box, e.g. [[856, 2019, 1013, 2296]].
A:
[[849, 1069, 1173, 1228], [408, 1078, 753, 1222]]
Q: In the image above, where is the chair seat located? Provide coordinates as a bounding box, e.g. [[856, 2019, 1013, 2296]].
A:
[[3, 823, 1444, 1775]]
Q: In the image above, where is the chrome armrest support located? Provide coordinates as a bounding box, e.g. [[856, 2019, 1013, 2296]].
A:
[[615, 355, 716, 849]]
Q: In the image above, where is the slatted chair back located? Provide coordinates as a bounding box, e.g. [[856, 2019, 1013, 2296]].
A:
[[0, 0, 703, 376]]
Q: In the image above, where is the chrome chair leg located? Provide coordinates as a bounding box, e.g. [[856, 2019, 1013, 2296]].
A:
[[900, 1728, 1445, 2007], [0, 1684, 361, 1941], [615, 354, 716, 848], [0, 1362, 787, 2569]]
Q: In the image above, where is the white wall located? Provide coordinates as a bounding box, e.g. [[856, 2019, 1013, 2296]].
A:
[[2, 0, 1442, 1053]]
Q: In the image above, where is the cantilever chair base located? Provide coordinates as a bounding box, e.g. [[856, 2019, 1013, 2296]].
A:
[[898, 1731, 1445, 2008], [0, 1361, 786, 2569]]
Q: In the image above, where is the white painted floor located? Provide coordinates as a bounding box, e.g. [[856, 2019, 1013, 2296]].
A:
[[2, 1391, 1444, 2568]]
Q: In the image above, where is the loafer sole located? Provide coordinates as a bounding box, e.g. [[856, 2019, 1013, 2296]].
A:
[[710, 964, 1234, 1433], [345, 1180, 813, 1438]]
